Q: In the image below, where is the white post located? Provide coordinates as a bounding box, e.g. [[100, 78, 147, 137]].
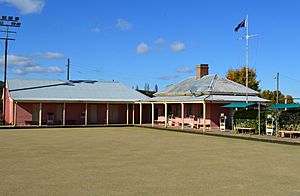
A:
[[132, 104, 135, 125], [63, 103, 66, 126], [139, 103, 142, 126], [151, 103, 154, 127], [181, 103, 184, 130], [85, 103, 88, 126], [106, 103, 109, 125], [258, 102, 261, 135], [126, 104, 129, 125], [285, 94, 287, 111], [164, 103, 168, 127], [245, 14, 249, 103], [39, 103, 42, 126], [203, 102, 206, 131], [13, 102, 17, 126]]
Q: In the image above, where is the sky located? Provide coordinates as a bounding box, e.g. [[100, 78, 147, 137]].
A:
[[0, 0, 300, 97]]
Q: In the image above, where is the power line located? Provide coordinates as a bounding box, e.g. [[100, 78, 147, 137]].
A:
[[281, 73, 300, 84]]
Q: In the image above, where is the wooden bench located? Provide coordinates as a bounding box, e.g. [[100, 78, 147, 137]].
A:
[[279, 130, 300, 138], [235, 127, 255, 134]]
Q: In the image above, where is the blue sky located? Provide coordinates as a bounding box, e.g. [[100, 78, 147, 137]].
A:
[[1, 0, 300, 97]]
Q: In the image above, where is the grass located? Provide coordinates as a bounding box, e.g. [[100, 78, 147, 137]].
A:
[[0, 126, 300, 196]]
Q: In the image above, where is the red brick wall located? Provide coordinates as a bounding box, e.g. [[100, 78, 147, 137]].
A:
[[142, 104, 151, 123], [133, 104, 140, 123], [65, 103, 85, 125], [97, 104, 107, 124], [117, 104, 126, 124], [42, 103, 63, 125]]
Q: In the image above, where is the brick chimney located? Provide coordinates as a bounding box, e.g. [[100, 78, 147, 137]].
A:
[[196, 64, 209, 80]]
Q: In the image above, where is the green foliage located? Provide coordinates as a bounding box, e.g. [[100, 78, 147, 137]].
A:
[[260, 90, 294, 106], [233, 109, 300, 134], [233, 109, 269, 134], [234, 118, 258, 129], [226, 67, 260, 91], [278, 110, 300, 131], [233, 110, 257, 119]]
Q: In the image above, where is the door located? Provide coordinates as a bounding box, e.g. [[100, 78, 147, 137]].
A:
[[109, 105, 119, 124], [88, 104, 98, 124], [56, 104, 63, 124], [32, 104, 39, 123]]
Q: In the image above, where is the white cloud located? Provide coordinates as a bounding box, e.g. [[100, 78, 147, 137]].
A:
[[176, 67, 194, 73], [154, 38, 165, 45], [136, 42, 151, 54], [1, 54, 63, 75], [32, 52, 65, 59], [91, 26, 101, 33], [0, 54, 38, 66], [12, 65, 62, 75], [116, 18, 132, 31], [170, 41, 185, 52], [0, 0, 45, 14], [159, 75, 178, 81]]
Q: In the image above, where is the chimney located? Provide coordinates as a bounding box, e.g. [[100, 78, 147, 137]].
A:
[[196, 64, 209, 80]]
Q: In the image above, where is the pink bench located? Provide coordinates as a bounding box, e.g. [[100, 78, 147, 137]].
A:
[[194, 118, 211, 129], [156, 116, 165, 124]]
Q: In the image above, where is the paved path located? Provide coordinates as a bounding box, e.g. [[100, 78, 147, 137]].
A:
[[141, 124, 300, 145]]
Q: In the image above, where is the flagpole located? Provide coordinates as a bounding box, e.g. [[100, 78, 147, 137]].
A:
[[245, 14, 249, 103]]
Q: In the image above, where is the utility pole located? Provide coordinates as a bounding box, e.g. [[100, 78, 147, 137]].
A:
[[66, 58, 70, 80], [276, 72, 279, 104], [0, 16, 21, 125], [275, 72, 279, 136]]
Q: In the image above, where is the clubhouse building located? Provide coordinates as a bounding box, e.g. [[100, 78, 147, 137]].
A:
[[3, 64, 268, 129]]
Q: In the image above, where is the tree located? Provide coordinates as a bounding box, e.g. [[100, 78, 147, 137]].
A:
[[260, 90, 294, 106], [154, 84, 158, 92], [144, 83, 150, 91], [226, 67, 260, 91]]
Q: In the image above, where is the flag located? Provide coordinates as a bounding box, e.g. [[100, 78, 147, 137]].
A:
[[235, 19, 246, 32]]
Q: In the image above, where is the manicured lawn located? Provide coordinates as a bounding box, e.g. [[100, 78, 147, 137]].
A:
[[0, 127, 300, 195]]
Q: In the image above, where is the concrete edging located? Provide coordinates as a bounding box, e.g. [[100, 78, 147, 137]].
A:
[[138, 125, 300, 146]]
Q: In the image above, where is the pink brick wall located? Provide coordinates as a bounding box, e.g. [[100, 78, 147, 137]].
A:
[[4, 89, 14, 125], [16, 103, 34, 125], [206, 103, 231, 128]]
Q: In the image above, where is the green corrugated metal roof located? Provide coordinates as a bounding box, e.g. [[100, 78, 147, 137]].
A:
[[222, 102, 256, 108], [266, 104, 300, 110]]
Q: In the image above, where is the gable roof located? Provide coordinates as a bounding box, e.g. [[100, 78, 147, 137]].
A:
[[7, 78, 149, 102], [155, 74, 258, 96]]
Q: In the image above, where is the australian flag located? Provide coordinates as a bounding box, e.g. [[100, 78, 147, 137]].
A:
[[235, 19, 246, 32]]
